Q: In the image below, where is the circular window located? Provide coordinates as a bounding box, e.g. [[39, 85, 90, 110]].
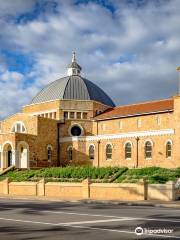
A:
[[70, 125, 82, 136]]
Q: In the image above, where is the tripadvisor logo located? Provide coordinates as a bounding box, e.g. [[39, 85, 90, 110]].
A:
[[135, 226, 174, 236]]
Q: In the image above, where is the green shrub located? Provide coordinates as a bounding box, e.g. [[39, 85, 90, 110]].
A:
[[115, 167, 180, 183], [1, 166, 179, 183]]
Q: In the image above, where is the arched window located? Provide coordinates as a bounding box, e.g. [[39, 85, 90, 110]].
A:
[[67, 146, 73, 161], [125, 142, 132, 159], [11, 122, 26, 133], [106, 144, 112, 160], [166, 141, 172, 158], [47, 145, 52, 162], [145, 141, 152, 159], [89, 145, 95, 160]]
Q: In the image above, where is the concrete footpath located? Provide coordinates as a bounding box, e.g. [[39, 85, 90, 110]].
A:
[[0, 194, 180, 208]]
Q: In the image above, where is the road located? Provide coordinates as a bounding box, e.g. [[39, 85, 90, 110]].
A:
[[0, 198, 179, 239]]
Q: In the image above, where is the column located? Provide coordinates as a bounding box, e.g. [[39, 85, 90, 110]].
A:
[[0, 151, 2, 169], [11, 150, 17, 167]]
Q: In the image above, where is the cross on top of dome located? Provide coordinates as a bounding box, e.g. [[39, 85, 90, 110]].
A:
[[67, 52, 82, 76]]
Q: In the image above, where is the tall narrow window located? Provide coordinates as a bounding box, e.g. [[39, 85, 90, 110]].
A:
[[166, 141, 172, 158], [145, 141, 152, 159], [89, 145, 95, 160], [67, 146, 73, 161], [125, 142, 132, 159], [83, 112, 88, 119], [106, 144, 112, 160], [70, 112, 75, 119], [47, 145, 52, 162], [64, 112, 68, 119], [77, 112, 81, 119]]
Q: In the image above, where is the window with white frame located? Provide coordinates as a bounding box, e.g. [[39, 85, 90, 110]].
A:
[[11, 122, 26, 133], [47, 145, 52, 162], [145, 141, 152, 159], [106, 144, 112, 160], [89, 145, 95, 160], [67, 146, 73, 161], [64, 112, 68, 119], [166, 141, 172, 158], [125, 142, 132, 159], [77, 112, 81, 119]]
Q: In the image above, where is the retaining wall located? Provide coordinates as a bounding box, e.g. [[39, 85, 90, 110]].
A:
[[0, 178, 176, 201]]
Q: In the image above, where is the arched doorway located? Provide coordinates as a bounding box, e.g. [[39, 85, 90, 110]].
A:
[[2, 142, 13, 168], [17, 141, 29, 169]]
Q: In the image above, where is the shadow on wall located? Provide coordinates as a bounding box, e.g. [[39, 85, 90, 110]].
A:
[[59, 136, 95, 167]]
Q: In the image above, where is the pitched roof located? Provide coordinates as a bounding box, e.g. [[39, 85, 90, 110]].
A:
[[95, 98, 174, 120]]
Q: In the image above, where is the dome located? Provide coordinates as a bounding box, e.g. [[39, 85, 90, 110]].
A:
[[31, 52, 115, 107], [31, 75, 115, 107]]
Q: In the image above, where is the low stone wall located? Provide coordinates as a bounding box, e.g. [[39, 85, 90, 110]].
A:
[[90, 182, 145, 201], [147, 182, 175, 201], [175, 189, 180, 200], [45, 182, 83, 199], [9, 182, 37, 196], [0, 181, 4, 195], [0, 178, 177, 201]]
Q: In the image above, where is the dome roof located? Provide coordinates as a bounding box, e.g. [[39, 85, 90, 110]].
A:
[[31, 75, 115, 107]]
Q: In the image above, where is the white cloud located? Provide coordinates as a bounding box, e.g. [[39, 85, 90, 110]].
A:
[[0, 0, 180, 119]]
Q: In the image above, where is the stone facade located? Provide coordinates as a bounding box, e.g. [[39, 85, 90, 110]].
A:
[[1, 94, 180, 169], [0, 55, 179, 169]]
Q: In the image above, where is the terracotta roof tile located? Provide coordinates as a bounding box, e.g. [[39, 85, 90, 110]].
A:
[[95, 98, 174, 120]]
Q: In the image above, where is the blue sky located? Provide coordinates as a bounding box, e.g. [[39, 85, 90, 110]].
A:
[[0, 0, 180, 119]]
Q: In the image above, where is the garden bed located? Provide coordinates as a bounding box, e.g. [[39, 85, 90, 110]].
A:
[[0, 166, 179, 184]]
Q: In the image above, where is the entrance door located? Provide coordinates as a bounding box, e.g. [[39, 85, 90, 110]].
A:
[[8, 150, 12, 167]]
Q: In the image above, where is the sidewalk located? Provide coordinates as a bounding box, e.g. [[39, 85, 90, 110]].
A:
[[0, 194, 180, 208]]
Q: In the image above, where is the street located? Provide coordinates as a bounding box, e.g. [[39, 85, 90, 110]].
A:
[[0, 198, 179, 239]]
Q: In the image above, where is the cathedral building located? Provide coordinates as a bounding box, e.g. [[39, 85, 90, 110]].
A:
[[0, 53, 179, 169]]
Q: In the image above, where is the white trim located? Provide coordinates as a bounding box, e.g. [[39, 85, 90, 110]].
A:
[[105, 143, 113, 160], [88, 144, 95, 160], [165, 139, 172, 159], [2, 141, 14, 150], [104, 142, 113, 149], [67, 145, 73, 151], [47, 144, 53, 150], [144, 139, 154, 147], [165, 139, 173, 145], [11, 121, 27, 133], [68, 124, 84, 137], [60, 129, 175, 143], [17, 141, 29, 151], [29, 109, 57, 116], [123, 141, 133, 148], [88, 144, 96, 150]]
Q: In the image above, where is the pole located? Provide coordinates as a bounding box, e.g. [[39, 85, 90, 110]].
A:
[[97, 140, 100, 167], [136, 137, 139, 168], [177, 66, 180, 95]]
